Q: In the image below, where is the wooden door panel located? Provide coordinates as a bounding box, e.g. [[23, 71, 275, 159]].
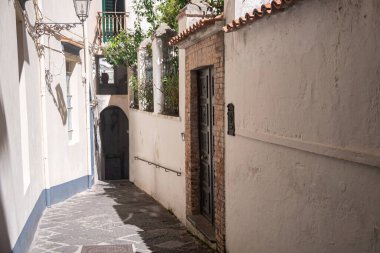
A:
[[100, 107, 129, 180], [105, 156, 122, 180], [198, 68, 214, 223]]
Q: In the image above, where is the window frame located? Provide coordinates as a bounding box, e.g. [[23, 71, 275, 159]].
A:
[[66, 61, 75, 141]]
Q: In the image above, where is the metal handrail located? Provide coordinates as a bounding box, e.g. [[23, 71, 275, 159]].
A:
[[134, 156, 182, 176]]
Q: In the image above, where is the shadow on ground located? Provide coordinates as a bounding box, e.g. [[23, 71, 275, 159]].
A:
[[102, 181, 213, 253], [29, 181, 213, 253]]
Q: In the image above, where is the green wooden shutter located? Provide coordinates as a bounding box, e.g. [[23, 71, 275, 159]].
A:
[[102, 0, 114, 42]]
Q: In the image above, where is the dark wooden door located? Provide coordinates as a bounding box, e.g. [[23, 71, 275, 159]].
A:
[[100, 106, 129, 180], [105, 155, 123, 180], [198, 67, 215, 223]]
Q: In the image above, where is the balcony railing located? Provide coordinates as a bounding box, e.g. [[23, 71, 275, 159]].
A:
[[97, 12, 129, 43]]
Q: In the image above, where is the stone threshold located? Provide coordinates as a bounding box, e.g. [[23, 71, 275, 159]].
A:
[[187, 215, 216, 250]]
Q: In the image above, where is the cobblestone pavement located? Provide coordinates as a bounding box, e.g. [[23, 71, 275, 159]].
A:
[[29, 181, 213, 253]]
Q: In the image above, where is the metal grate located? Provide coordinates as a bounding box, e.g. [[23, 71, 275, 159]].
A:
[[81, 244, 133, 253]]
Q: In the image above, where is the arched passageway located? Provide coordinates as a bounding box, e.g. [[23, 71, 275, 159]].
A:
[[100, 106, 129, 180]]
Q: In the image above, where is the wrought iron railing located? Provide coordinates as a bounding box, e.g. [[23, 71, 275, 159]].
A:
[[97, 12, 129, 42], [134, 156, 182, 176]]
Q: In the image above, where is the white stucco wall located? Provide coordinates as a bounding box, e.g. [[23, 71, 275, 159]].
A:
[[41, 0, 96, 187], [44, 47, 88, 186], [0, 1, 45, 250], [0, 0, 103, 250], [224, 0, 380, 252]]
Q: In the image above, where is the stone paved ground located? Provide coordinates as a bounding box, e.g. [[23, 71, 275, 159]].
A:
[[29, 181, 214, 253]]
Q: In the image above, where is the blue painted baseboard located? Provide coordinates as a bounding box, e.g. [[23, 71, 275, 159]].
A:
[[12, 175, 90, 253], [11, 190, 46, 253], [48, 175, 90, 206]]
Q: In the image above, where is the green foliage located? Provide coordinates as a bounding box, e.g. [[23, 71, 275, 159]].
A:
[[103, 30, 143, 68], [140, 78, 154, 112], [146, 43, 152, 57], [204, 0, 224, 14], [129, 74, 154, 111], [157, 0, 187, 31], [133, 0, 158, 35], [129, 74, 139, 109], [156, 0, 224, 31], [162, 72, 179, 116], [105, 0, 223, 115], [162, 47, 179, 116], [104, 0, 224, 67]]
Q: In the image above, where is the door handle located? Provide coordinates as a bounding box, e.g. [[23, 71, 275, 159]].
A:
[[201, 154, 208, 160]]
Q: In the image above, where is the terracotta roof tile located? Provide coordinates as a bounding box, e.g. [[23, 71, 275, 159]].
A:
[[169, 14, 224, 45], [169, 0, 297, 44], [223, 0, 296, 33]]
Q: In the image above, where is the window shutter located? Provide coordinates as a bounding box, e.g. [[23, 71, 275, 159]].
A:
[[103, 0, 115, 12]]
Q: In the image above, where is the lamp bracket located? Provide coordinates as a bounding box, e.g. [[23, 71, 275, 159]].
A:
[[35, 22, 82, 37]]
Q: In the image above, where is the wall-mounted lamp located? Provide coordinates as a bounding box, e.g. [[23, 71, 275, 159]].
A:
[[181, 132, 185, 141], [73, 0, 92, 23], [33, 0, 92, 37]]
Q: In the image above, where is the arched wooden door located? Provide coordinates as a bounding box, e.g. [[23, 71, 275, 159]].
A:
[[100, 106, 129, 180]]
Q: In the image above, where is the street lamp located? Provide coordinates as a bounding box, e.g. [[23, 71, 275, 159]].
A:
[[73, 0, 92, 23], [33, 0, 92, 37], [73, 0, 94, 188]]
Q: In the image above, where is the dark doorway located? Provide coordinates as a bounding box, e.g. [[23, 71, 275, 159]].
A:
[[100, 106, 129, 180], [197, 67, 215, 223]]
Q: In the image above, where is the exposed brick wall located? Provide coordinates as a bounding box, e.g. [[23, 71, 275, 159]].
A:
[[185, 31, 225, 253]]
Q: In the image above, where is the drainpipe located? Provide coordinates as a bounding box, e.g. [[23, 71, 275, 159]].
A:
[[39, 54, 51, 207], [82, 20, 93, 188], [38, 0, 51, 207]]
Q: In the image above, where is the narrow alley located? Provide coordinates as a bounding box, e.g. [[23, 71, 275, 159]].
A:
[[29, 181, 213, 253], [1, 0, 380, 252]]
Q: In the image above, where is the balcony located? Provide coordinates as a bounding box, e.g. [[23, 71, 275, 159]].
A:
[[97, 12, 129, 43]]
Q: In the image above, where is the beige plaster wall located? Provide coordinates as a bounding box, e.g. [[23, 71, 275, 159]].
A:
[[128, 110, 186, 223], [126, 30, 187, 223], [224, 0, 380, 252], [94, 11, 187, 222], [95, 92, 186, 223]]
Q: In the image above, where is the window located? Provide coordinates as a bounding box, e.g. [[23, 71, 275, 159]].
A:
[[62, 41, 81, 143], [66, 61, 74, 141], [95, 55, 128, 95]]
